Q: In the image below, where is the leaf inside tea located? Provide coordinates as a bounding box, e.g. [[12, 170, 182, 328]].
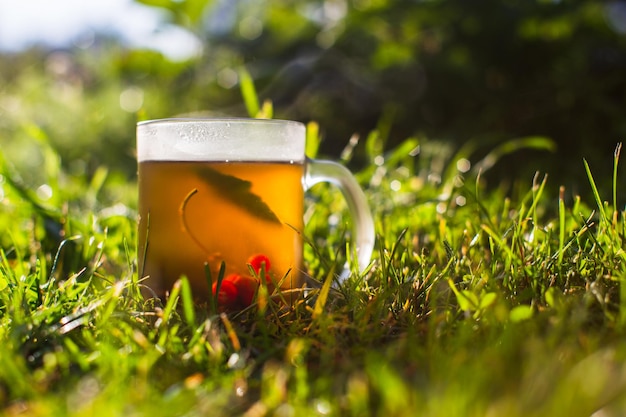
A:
[[195, 165, 281, 224]]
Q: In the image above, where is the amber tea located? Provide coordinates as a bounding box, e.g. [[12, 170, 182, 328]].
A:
[[138, 160, 305, 303]]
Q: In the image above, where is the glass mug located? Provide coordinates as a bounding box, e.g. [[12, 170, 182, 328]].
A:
[[137, 118, 374, 309]]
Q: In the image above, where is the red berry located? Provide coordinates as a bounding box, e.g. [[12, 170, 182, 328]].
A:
[[212, 278, 239, 308], [229, 274, 259, 307], [248, 254, 271, 275]]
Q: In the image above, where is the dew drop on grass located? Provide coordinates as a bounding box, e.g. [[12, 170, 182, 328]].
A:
[[428, 173, 441, 185], [235, 381, 247, 397], [314, 399, 331, 415], [36, 184, 53, 200], [227, 352, 239, 369], [457, 158, 471, 173]]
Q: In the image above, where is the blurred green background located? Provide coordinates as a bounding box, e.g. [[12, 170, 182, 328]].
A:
[[1, 0, 625, 198]]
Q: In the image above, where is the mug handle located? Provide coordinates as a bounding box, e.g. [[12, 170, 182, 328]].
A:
[[304, 158, 375, 281]]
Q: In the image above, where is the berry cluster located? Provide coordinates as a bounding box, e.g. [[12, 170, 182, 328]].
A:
[[211, 254, 271, 311]]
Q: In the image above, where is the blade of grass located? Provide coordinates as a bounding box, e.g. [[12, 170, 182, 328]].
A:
[[220, 313, 241, 352], [239, 66, 260, 118], [156, 279, 181, 346], [206, 261, 226, 316], [180, 277, 196, 329], [472, 136, 555, 174], [306, 121, 321, 159], [583, 158, 608, 224], [613, 143, 621, 216], [524, 172, 548, 222], [481, 223, 516, 283], [558, 186, 566, 267], [257, 99, 273, 119], [312, 265, 336, 320]]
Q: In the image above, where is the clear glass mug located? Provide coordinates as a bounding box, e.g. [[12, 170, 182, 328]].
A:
[[137, 118, 374, 309]]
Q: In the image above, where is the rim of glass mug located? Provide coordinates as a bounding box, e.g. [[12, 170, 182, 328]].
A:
[[137, 118, 306, 163]]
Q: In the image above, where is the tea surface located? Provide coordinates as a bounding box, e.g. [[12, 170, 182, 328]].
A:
[[138, 161, 305, 301]]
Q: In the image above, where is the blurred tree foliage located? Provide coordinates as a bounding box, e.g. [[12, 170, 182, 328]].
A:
[[1, 0, 625, 195]]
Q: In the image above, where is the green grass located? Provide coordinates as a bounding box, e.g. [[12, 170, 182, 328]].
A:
[[2, 92, 626, 415]]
